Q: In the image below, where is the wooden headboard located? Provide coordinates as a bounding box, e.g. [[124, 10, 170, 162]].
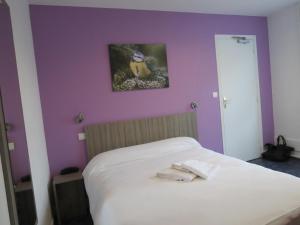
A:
[[84, 112, 198, 161]]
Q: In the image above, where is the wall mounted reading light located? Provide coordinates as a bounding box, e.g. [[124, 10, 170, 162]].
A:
[[5, 123, 14, 132], [190, 102, 198, 110], [74, 112, 85, 124], [0, 0, 7, 5]]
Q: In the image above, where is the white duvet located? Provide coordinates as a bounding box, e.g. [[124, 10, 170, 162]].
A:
[[83, 137, 300, 225]]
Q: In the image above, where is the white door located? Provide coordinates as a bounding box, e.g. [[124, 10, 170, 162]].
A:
[[215, 35, 263, 161]]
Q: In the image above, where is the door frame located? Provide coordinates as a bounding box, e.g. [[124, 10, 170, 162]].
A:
[[215, 34, 264, 159], [0, 91, 18, 225]]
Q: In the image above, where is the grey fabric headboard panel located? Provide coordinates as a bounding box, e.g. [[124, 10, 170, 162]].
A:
[[84, 112, 198, 161]]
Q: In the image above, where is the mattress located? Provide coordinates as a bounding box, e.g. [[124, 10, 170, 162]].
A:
[[83, 137, 300, 225]]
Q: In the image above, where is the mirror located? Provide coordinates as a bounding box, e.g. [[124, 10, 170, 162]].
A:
[[0, 3, 37, 225]]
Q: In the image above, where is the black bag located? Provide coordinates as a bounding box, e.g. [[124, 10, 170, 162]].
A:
[[262, 135, 294, 161]]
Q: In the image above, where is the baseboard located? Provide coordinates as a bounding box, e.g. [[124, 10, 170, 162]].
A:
[[285, 137, 300, 159]]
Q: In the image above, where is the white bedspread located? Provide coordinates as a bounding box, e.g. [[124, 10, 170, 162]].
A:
[[83, 137, 300, 225]]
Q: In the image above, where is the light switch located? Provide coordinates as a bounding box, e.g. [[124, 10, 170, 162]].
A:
[[8, 142, 15, 151], [78, 133, 86, 141], [213, 92, 218, 98]]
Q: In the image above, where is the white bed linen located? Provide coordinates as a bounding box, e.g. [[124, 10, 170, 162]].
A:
[[83, 137, 300, 225]]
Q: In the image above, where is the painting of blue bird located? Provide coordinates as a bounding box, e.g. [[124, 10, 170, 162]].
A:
[[109, 44, 169, 91]]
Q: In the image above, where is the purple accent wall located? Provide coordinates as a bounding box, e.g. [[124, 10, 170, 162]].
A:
[[30, 6, 274, 175], [0, 6, 30, 182]]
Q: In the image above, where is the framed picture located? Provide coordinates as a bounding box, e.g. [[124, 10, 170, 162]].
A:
[[109, 44, 169, 91]]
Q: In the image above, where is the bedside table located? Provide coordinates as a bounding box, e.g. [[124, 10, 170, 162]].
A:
[[14, 181, 36, 225], [52, 172, 90, 225]]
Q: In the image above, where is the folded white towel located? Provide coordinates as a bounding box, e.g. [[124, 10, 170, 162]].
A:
[[171, 162, 190, 173], [157, 168, 197, 182], [180, 160, 219, 180]]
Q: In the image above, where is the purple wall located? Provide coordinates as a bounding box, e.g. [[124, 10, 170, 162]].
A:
[[0, 6, 30, 182], [30, 6, 274, 175]]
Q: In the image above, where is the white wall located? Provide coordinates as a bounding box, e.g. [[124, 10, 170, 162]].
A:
[[6, 0, 52, 224], [268, 3, 300, 156]]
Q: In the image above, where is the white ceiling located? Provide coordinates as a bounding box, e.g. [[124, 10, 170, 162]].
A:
[[28, 0, 300, 16]]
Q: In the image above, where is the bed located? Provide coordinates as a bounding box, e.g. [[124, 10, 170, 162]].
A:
[[83, 112, 300, 225]]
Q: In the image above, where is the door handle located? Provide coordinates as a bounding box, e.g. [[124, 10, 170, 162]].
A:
[[223, 97, 229, 108]]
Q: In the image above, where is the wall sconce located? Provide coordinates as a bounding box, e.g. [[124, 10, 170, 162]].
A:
[[5, 123, 14, 132], [190, 102, 198, 110], [0, 0, 8, 6], [74, 112, 85, 124]]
